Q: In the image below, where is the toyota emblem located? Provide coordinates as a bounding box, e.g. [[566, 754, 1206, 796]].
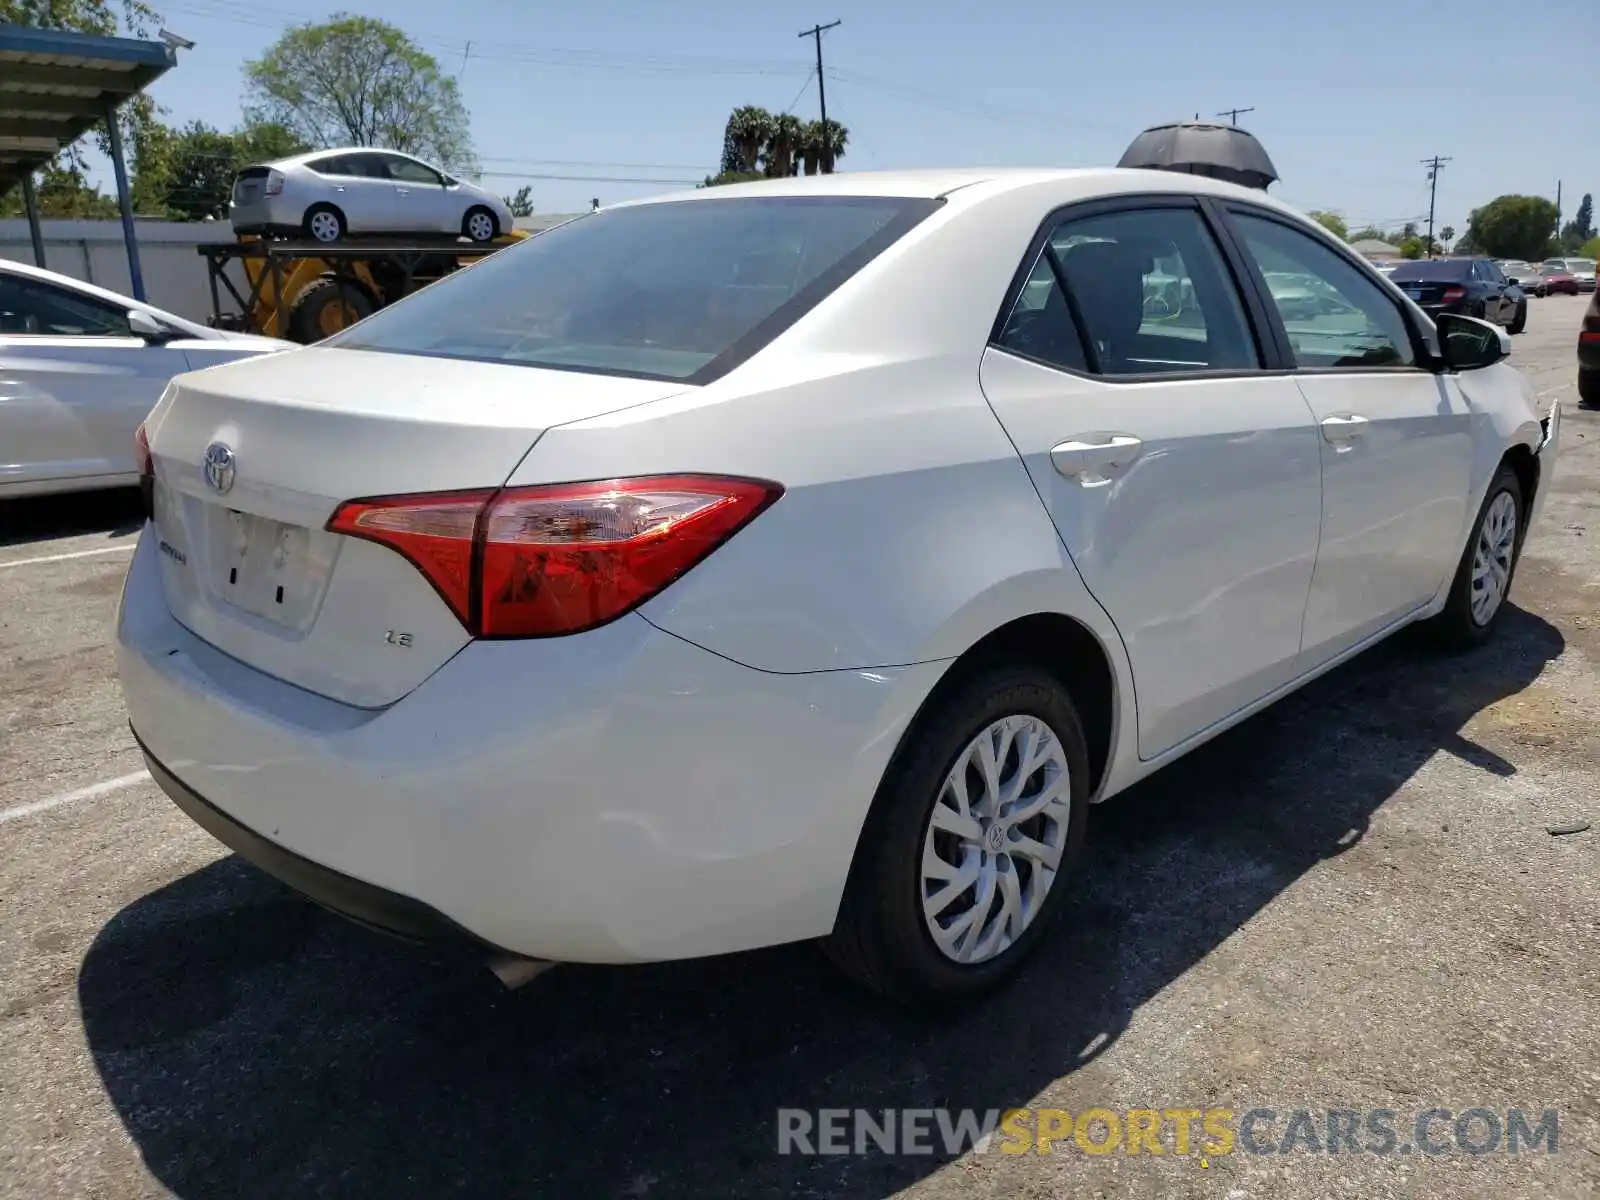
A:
[[203, 441, 236, 494]]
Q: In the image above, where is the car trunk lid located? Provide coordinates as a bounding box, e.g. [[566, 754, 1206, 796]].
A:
[[143, 347, 690, 707]]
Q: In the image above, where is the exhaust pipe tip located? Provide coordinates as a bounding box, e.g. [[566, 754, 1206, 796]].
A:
[[486, 953, 558, 990]]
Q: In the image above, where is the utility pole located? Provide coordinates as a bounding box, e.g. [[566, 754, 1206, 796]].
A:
[[798, 19, 841, 172], [1216, 106, 1254, 126], [1555, 179, 1563, 244], [1422, 155, 1452, 258]]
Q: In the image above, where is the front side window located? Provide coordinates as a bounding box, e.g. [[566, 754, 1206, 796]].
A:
[[0, 276, 131, 337], [1230, 212, 1417, 370], [329, 195, 940, 382], [385, 157, 443, 185], [1032, 206, 1259, 376]]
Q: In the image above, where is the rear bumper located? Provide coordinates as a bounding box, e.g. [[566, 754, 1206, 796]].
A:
[[117, 526, 944, 963], [228, 196, 302, 235], [136, 732, 493, 948]]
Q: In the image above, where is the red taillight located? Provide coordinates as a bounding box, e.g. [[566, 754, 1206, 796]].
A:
[[1441, 285, 1467, 303], [135, 423, 155, 519], [264, 169, 284, 196], [327, 475, 782, 638]]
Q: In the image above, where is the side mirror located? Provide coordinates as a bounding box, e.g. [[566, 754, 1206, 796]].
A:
[[128, 309, 178, 344], [1436, 312, 1510, 371]]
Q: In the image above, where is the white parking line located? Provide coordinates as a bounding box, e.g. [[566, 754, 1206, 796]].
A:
[[0, 543, 136, 570], [0, 770, 151, 825]]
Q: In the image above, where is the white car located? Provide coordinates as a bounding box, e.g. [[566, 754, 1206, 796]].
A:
[[119, 169, 1559, 1006], [0, 260, 289, 500], [230, 148, 514, 244]]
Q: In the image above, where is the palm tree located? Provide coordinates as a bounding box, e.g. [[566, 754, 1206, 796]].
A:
[[763, 113, 806, 178], [814, 118, 848, 174], [723, 106, 774, 175]]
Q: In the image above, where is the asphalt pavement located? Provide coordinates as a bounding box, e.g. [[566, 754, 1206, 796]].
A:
[[1, 297, 1596, 1199]]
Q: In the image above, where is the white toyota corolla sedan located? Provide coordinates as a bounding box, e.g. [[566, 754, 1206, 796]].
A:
[[118, 168, 1560, 1006]]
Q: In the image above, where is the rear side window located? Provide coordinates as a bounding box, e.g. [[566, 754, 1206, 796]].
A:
[[1390, 259, 1470, 283], [329, 195, 941, 383], [998, 206, 1259, 377], [1230, 212, 1417, 370]]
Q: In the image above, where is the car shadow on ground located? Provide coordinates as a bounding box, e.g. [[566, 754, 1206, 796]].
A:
[[78, 607, 1562, 1199], [0, 489, 143, 549]]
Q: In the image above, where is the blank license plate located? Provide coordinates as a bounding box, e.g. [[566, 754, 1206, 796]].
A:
[[211, 510, 322, 627]]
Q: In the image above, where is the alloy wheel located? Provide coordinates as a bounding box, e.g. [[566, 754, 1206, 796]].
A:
[[467, 212, 495, 241], [920, 714, 1072, 964], [309, 211, 341, 243]]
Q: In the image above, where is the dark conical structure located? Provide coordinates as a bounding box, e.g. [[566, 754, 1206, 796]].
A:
[[1118, 121, 1279, 190]]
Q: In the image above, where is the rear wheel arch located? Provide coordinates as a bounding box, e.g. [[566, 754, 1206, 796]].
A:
[[864, 613, 1119, 838]]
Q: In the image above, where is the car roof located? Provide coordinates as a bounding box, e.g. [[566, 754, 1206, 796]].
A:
[[269, 147, 428, 169], [604, 166, 1313, 219]]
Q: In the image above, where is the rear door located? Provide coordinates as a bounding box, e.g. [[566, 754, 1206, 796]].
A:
[[321, 153, 399, 233], [978, 197, 1324, 759], [0, 271, 183, 488], [1219, 205, 1476, 666]]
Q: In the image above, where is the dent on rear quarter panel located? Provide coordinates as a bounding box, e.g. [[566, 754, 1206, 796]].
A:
[[509, 354, 1125, 676]]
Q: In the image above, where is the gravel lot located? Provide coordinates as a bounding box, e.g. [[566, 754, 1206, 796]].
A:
[[2, 296, 1596, 1200]]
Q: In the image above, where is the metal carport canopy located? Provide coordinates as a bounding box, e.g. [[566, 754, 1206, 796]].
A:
[[0, 22, 177, 298]]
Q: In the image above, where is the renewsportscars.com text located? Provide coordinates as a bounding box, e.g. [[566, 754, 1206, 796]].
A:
[[777, 1106, 1560, 1157]]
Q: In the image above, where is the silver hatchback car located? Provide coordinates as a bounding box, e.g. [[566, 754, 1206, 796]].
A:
[[229, 148, 514, 244]]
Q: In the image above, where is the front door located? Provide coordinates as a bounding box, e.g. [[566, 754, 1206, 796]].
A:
[[978, 200, 1324, 759], [383, 154, 456, 234], [1221, 207, 1477, 665]]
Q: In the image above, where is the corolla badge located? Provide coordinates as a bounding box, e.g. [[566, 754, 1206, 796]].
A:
[[203, 441, 236, 494]]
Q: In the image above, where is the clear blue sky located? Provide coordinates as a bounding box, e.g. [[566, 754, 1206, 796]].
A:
[[105, 0, 1598, 233]]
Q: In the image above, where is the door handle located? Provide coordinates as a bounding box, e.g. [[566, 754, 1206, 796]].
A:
[[396, 188, 410, 195], [1050, 435, 1144, 477], [1320, 414, 1370, 443]]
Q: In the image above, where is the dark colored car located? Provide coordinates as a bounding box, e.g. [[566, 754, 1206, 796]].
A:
[[1579, 286, 1600, 408], [1540, 267, 1581, 297], [1388, 257, 1527, 333]]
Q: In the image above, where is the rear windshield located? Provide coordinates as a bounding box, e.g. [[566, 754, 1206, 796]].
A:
[[328, 195, 941, 383], [1388, 260, 1470, 282]]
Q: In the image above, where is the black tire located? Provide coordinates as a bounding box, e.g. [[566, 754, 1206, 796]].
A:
[[821, 664, 1091, 1007], [462, 206, 499, 243], [302, 203, 346, 244], [1427, 463, 1525, 651], [286, 277, 376, 344], [1507, 302, 1527, 334], [1579, 369, 1600, 410]]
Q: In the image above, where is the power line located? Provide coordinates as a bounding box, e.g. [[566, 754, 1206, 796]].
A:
[[780, 68, 816, 117], [1216, 106, 1254, 125], [798, 20, 841, 172], [1421, 155, 1451, 256]]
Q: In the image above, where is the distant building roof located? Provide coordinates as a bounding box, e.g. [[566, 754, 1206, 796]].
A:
[[1349, 237, 1403, 257]]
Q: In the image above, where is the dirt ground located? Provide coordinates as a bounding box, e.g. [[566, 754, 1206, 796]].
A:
[[1, 296, 1595, 1199]]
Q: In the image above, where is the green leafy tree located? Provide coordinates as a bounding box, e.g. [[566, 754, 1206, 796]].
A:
[[503, 185, 534, 217], [1398, 236, 1427, 260], [1307, 211, 1348, 240], [244, 14, 476, 170], [1465, 195, 1561, 261], [0, 162, 120, 217], [128, 118, 309, 220], [1581, 235, 1600, 260], [1561, 193, 1594, 252], [233, 120, 310, 165], [1439, 224, 1456, 247]]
